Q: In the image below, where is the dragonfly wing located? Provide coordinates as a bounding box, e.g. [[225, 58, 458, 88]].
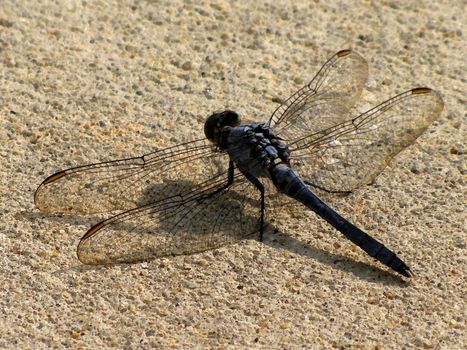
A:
[[34, 139, 227, 214], [289, 88, 444, 192], [268, 49, 368, 141], [76, 173, 261, 264]]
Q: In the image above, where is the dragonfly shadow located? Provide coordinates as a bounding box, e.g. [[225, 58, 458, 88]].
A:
[[263, 230, 408, 285], [143, 178, 260, 232], [20, 211, 102, 228], [74, 178, 264, 264], [27, 177, 260, 265], [51, 262, 133, 275], [137, 177, 261, 209], [136, 179, 198, 207], [28, 180, 406, 284]]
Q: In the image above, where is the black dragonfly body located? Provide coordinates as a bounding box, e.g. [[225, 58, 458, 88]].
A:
[[35, 49, 444, 277]]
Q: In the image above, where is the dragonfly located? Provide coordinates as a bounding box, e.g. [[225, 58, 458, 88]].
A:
[[35, 49, 444, 277]]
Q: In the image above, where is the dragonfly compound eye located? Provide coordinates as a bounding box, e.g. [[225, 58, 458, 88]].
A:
[[204, 110, 240, 144]]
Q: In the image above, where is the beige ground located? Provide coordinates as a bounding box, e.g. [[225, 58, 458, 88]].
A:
[[1, 0, 465, 349]]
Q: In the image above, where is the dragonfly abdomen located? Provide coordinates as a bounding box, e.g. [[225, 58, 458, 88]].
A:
[[271, 164, 412, 277]]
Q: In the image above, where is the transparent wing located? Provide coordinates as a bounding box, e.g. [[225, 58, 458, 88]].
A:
[[34, 139, 227, 214], [268, 49, 368, 141], [289, 88, 444, 192], [77, 172, 261, 264]]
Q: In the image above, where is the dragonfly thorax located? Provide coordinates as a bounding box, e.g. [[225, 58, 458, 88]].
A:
[[204, 110, 240, 146], [224, 123, 291, 179]]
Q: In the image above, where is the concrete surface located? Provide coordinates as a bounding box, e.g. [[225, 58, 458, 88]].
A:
[[1, 1, 465, 349]]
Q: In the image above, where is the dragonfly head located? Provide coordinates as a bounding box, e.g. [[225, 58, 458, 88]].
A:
[[204, 110, 240, 146]]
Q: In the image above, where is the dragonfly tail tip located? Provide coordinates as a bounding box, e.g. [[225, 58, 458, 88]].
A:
[[399, 266, 414, 278]]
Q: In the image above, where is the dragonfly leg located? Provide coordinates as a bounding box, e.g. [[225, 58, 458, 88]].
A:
[[240, 171, 265, 241], [204, 161, 235, 199]]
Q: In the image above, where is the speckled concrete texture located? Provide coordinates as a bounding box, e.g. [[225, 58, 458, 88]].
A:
[[1, 1, 465, 349]]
